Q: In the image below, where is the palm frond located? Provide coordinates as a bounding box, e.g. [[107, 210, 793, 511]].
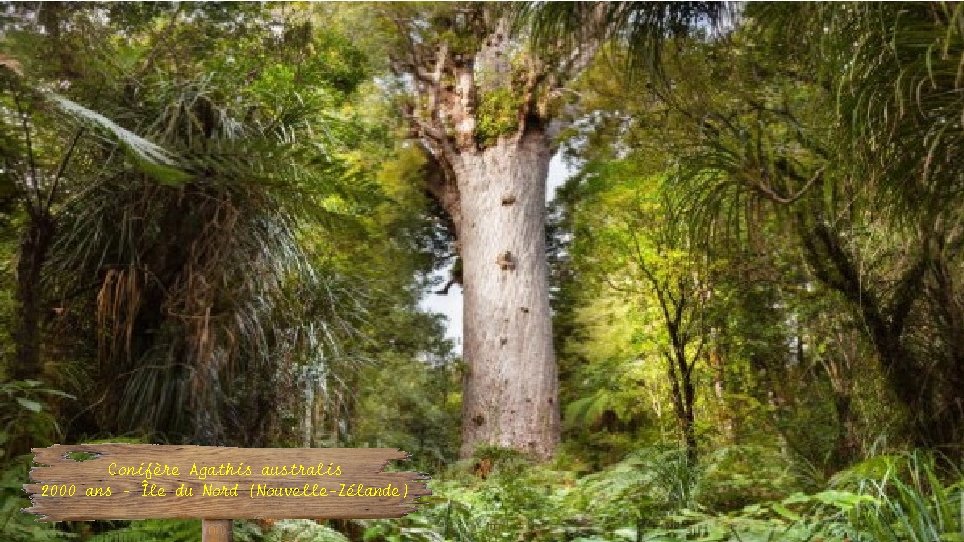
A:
[[45, 74, 376, 444], [522, 1, 732, 77], [47, 93, 175, 166], [48, 92, 189, 185]]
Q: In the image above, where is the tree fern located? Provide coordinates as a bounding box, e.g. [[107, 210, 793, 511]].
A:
[[265, 520, 350, 542]]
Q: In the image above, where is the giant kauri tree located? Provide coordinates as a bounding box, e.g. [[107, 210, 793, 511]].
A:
[[383, 4, 573, 458]]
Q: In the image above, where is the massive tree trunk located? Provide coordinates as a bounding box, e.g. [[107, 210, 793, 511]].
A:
[[388, 7, 565, 460], [455, 131, 559, 459]]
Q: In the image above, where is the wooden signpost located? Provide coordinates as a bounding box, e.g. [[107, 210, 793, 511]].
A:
[[24, 444, 430, 542]]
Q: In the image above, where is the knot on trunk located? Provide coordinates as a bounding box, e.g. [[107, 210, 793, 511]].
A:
[[496, 250, 515, 270]]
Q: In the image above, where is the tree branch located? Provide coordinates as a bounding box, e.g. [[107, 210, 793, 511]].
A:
[[46, 125, 85, 210], [11, 88, 40, 211]]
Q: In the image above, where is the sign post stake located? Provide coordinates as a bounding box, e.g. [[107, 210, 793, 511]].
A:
[[202, 519, 232, 542]]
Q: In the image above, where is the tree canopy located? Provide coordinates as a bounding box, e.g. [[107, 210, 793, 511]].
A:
[[0, 2, 961, 542]]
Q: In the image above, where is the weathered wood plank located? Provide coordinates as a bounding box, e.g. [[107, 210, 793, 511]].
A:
[[31, 444, 405, 479], [24, 444, 429, 521]]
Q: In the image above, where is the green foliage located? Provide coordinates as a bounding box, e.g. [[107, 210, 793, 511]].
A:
[[0, 384, 62, 541], [522, 2, 729, 80], [696, 446, 806, 512], [0, 2, 407, 447], [0, 459, 73, 542], [475, 88, 523, 146], [83, 520, 200, 542], [436, 29, 483, 57], [845, 452, 963, 542], [0, 380, 73, 460], [362, 447, 961, 542], [262, 520, 350, 542], [365, 452, 585, 542], [349, 329, 460, 471], [0, 6, 962, 542], [570, 447, 702, 531], [45, 93, 189, 185], [550, 0, 964, 477]]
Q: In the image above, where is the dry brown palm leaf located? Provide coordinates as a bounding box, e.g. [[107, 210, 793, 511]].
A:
[[0, 53, 22, 75]]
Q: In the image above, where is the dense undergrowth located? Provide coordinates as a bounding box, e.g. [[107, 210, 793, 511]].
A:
[[363, 447, 962, 542], [4, 443, 961, 542]]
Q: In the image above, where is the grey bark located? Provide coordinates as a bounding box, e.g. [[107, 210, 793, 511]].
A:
[[454, 131, 559, 459], [390, 9, 564, 459]]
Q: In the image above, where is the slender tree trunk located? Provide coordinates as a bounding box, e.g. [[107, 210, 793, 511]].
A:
[[666, 349, 697, 463], [824, 330, 860, 466], [8, 212, 54, 459], [832, 392, 858, 464], [455, 130, 559, 459], [681, 371, 697, 464], [709, 345, 733, 443], [12, 212, 54, 382]]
